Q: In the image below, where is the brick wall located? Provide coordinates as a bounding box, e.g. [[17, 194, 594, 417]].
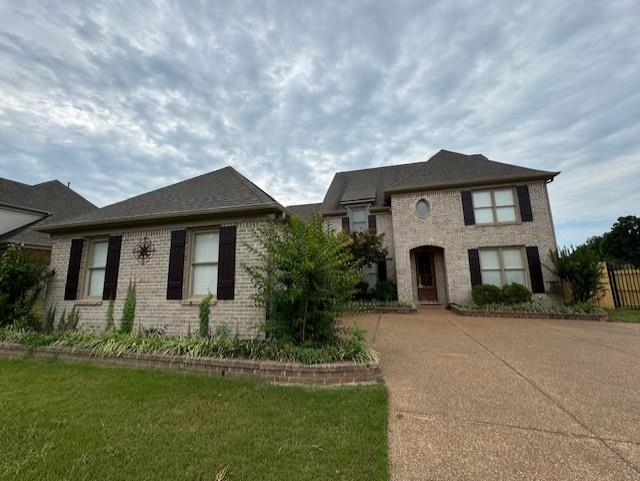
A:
[[46, 217, 269, 338], [390, 181, 558, 304]]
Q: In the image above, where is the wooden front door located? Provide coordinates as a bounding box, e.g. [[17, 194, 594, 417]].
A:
[[416, 250, 437, 302]]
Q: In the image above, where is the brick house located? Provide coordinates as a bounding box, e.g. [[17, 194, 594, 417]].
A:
[[290, 149, 560, 305]]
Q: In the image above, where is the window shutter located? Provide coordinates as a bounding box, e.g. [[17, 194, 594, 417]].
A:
[[342, 216, 350, 233], [377, 260, 387, 281], [526, 246, 545, 293], [64, 239, 84, 300], [468, 249, 482, 287], [368, 214, 377, 233], [102, 235, 122, 300], [461, 191, 475, 225], [217, 225, 237, 300], [517, 185, 533, 222], [166, 230, 186, 300]]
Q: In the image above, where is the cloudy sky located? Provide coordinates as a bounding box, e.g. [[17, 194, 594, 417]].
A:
[[1, 1, 638, 246]]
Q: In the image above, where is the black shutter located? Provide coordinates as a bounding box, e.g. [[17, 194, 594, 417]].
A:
[[217, 225, 237, 300], [342, 216, 350, 233], [526, 246, 545, 293], [517, 185, 533, 222], [468, 249, 482, 287], [377, 260, 387, 281], [102, 235, 122, 300], [368, 214, 377, 233], [166, 230, 186, 300], [64, 239, 84, 300], [461, 191, 475, 225]]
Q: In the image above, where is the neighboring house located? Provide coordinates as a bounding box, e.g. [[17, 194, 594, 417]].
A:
[[39, 167, 289, 336], [293, 149, 559, 305], [0, 178, 97, 263]]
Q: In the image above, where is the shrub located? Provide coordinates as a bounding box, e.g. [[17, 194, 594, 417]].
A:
[[0, 245, 52, 328], [66, 305, 79, 330], [501, 283, 532, 304], [57, 308, 67, 331], [371, 280, 397, 301], [245, 213, 359, 344], [199, 293, 213, 337], [549, 246, 602, 304], [120, 282, 137, 334], [105, 297, 115, 331], [353, 280, 371, 301], [42, 306, 56, 333], [472, 284, 503, 306]]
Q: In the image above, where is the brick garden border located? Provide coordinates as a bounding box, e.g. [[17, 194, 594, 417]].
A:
[[0, 343, 382, 386], [449, 303, 608, 322]]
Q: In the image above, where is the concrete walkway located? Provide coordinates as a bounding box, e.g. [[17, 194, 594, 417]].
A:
[[344, 309, 640, 480]]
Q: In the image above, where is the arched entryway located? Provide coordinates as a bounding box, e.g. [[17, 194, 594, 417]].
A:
[[409, 246, 448, 304]]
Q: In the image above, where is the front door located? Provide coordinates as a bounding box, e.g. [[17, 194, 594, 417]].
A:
[[416, 250, 437, 302]]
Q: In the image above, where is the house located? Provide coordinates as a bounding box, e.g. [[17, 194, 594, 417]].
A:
[[293, 149, 559, 305], [39, 167, 289, 336], [0, 178, 97, 263], [40, 150, 559, 336]]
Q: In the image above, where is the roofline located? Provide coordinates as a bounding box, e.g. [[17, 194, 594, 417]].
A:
[[384, 172, 560, 197], [0, 201, 50, 216], [37, 202, 288, 234]]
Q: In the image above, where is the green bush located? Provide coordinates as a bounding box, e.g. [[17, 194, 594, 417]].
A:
[[460, 301, 604, 316], [66, 305, 79, 330], [104, 297, 115, 331], [472, 284, 504, 306], [370, 280, 397, 301], [199, 293, 213, 337], [353, 280, 371, 301], [42, 306, 56, 333], [549, 246, 602, 304], [57, 308, 67, 331], [120, 282, 136, 334], [501, 283, 532, 304]]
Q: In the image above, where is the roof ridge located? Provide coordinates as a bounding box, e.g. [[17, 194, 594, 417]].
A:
[[225, 166, 279, 204], [335, 159, 427, 175]]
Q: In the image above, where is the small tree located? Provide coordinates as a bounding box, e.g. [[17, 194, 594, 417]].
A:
[[104, 297, 115, 331], [199, 293, 213, 337], [549, 246, 602, 304], [120, 281, 136, 334], [347, 231, 388, 268], [245, 213, 359, 344], [600, 216, 640, 267]]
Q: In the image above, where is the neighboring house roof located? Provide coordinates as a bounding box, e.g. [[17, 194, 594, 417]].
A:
[[0, 178, 97, 247], [39, 166, 287, 233], [287, 203, 322, 220], [320, 150, 559, 213]]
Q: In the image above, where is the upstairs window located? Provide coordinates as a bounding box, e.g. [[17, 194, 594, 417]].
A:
[[351, 208, 367, 232], [472, 188, 517, 224], [86, 239, 108, 297], [479, 247, 526, 287], [191, 231, 219, 296]]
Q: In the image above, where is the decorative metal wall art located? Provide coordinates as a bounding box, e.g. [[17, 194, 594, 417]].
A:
[[133, 236, 156, 264]]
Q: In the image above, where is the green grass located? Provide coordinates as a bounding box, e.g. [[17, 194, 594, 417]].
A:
[[0, 359, 388, 481], [606, 308, 640, 323]]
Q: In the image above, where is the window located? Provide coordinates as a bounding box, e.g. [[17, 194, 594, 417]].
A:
[[362, 263, 378, 288], [472, 188, 517, 224], [416, 199, 429, 218], [479, 247, 526, 287], [351, 208, 367, 232], [86, 239, 108, 297], [191, 231, 219, 296]]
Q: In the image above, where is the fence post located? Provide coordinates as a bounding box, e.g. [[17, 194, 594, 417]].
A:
[[606, 263, 621, 308]]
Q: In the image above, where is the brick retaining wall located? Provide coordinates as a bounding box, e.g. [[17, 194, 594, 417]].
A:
[[449, 304, 608, 321], [0, 343, 382, 386]]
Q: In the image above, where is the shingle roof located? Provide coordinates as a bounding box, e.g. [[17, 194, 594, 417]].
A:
[[40, 166, 285, 232], [287, 203, 322, 220], [0, 178, 97, 247], [319, 150, 558, 213]]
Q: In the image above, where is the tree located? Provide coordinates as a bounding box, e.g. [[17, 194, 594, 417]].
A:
[[0, 245, 52, 328], [599, 216, 640, 267], [548, 246, 602, 304], [245, 213, 360, 344], [347, 231, 389, 268]]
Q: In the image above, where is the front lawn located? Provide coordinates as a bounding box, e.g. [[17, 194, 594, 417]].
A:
[[0, 359, 388, 481], [606, 308, 640, 323]]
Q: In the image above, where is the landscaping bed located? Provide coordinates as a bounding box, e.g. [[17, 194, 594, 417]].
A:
[[0, 358, 388, 481], [344, 300, 417, 314], [450, 302, 608, 321]]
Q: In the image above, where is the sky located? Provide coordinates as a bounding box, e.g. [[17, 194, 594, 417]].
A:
[[0, 1, 639, 247]]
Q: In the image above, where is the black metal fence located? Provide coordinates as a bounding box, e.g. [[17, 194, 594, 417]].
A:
[[606, 263, 640, 309]]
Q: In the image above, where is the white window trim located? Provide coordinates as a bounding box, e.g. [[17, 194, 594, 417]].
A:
[[84, 238, 109, 298], [472, 187, 519, 225], [188, 229, 220, 299], [479, 246, 529, 288], [350, 206, 369, 233]]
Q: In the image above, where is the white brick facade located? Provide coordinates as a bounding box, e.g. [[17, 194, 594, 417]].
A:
[[46, 216, 268, 337]]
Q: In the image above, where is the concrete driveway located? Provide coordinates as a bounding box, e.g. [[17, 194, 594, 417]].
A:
[[344, 309, 640, 480]]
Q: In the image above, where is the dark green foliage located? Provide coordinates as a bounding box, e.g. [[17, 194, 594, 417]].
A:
[[104, 297, 115, 331], [371, 280, 398, 301], [66, 306, 79, 330], [599, 216, 640, 267], [348, 231, 388, 268], [0, 246, 52, 328], [57, 308, 67, 331], [42, 306, 56, 333], [549, 246, 602, 304], [353, 280, 371, 300], [245, 213, 360, 344], [501, 283, 532, 304], [199, 293, 213, 337], [120, 282, 136, 334], [472, 284, 504, 306]]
